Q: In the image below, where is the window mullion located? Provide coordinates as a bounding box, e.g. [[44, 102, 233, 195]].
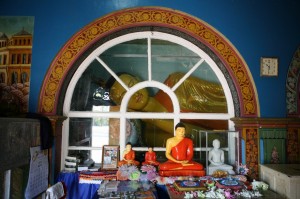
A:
[[95, 56, 129, 91], [148, 36, 152, 81]]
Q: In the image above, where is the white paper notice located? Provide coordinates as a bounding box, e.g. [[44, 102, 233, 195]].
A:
[[25, 146, 48, 199]]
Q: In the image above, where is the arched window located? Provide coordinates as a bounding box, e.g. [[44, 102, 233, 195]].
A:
[[62, 31, 235, 165]]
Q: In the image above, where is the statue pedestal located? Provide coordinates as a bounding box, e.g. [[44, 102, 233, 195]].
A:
[[159, 169, 206, 177], [208, 165, 235, 175]]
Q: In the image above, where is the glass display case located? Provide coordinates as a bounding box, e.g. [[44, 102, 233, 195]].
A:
[[198, 131, 239, 174]]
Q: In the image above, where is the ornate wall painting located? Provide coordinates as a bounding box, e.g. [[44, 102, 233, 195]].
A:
[[0, 16, 34, 115]]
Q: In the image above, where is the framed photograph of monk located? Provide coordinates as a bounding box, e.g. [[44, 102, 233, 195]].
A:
[[102, 145, 119, 170]]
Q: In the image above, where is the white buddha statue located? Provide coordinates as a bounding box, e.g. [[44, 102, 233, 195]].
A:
[[208, 139, 235, 175]]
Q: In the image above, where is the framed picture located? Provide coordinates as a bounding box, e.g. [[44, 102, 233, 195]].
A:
[[102, 145, 119, 170]]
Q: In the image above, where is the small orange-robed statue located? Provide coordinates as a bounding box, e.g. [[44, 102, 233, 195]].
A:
[[158, 122, 205, 177], [118, 142, 140, 167], [142, 146, 160, 166]]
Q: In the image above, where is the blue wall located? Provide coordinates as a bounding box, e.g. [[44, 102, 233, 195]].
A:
[[1, 0, 300, 117]]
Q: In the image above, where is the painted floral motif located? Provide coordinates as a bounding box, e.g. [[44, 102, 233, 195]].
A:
[[287, 129, 299, 163], [286, 46, 300, 114], [245, 128, 258, 179]]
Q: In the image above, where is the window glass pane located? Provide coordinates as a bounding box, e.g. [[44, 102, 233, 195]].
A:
[[150, 39, 227, 113], [99, 39, 149, 80], [107, 74, 167, 112], [190, 61, 220, 82], [156, 72, 227, 113], [193, 151, 203, 163], [69, 117, 109, 147], [69, 117, 145, 147], [181, 119, 229, 148], [164, 72, 227, 113], [140, 119, 173, 147], [109, 118, 144, 147], [182, 119, 228, 134], [71, 60, 117, 111], [151, 39, 200, 82]]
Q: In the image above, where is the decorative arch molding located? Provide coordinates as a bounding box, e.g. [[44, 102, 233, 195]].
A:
[[286, 45, 300, 116], [38, 6, 258, 117]]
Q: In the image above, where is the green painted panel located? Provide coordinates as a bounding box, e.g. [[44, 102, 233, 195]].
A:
[[259, 128, 287, 139], [263, 139, 286, 164]]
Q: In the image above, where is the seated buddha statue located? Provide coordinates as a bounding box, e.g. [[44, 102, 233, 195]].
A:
[[208, 139, 235, 175], [118, 142, 140, 167], [142, 146, 160, 166], [158, 122, 205, 177]]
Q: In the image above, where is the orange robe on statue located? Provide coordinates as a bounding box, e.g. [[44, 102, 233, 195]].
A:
[[159, 138, 203, 170], [142, 151, 160, 166], [118, 150, 140, 167]]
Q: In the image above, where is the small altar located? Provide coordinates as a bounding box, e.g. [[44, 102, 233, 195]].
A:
[[57, 170, 288, 199]]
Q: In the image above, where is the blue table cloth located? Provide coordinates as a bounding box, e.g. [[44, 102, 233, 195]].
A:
[[56, 172, 165, 199], [56, 172, 99, 199]]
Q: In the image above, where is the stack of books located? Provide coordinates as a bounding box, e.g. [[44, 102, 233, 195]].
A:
[[64, 156, 77, 172], [77, 159, 98, 171]]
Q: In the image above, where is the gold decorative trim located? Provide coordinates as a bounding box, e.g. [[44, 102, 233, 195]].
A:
[[39, 7, 258, 116], [231, 117, 300, 127]]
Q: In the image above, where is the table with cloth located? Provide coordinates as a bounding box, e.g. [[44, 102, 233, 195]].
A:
[[56, 170, 117, 199], [56, 171, 159, 199]]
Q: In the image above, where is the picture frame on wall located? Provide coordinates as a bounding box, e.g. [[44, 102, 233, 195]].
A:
[[102, 145, 119, 170]]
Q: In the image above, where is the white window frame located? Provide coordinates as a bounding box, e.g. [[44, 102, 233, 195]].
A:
[[62, 31, 235, 170]]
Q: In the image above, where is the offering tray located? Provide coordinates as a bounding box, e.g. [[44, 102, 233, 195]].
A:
[[216, 177, 244, 190], [173, 180, 207, 192]]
